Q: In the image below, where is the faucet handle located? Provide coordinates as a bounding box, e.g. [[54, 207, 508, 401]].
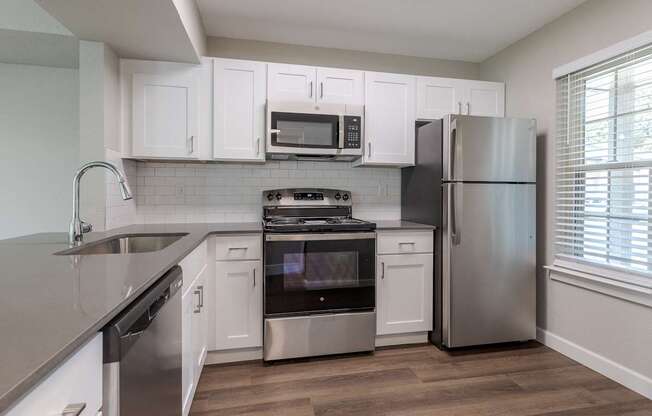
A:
[[80, 221, 93, 234]]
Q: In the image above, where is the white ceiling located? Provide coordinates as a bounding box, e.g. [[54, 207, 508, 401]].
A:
[[197, 0, 586, 62]]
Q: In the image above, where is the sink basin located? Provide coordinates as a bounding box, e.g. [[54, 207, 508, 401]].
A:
[[56, 233, 188, 255]]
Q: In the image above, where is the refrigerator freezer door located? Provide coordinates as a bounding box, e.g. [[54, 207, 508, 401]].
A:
[[442, 183, 536, 347], [443, 115, 536, 183]]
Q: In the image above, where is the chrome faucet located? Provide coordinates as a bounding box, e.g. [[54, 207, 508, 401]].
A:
[[69, 161, 133, 245]]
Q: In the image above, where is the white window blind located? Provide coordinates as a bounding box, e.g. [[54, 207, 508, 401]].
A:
[[556, 43, 652, 275]]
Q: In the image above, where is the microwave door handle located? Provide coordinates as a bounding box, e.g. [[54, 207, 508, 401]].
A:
[[338, 115, 344, 149]]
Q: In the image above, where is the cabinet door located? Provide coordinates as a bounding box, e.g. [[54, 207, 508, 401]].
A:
[[361, 72, 416, 166], [316, 67, 364, 105], [132, 69, 199, 158], [213, 59, 266, 161], [267, 63, 316, 103], [4, 334, 102, 416], [377, 254, 433, 335], [464, 80, 505, 117], [215, 260, 262, 350], [192, 266, 208, 387], [416, 76, 465, 119], [181, 283, 197, 416]]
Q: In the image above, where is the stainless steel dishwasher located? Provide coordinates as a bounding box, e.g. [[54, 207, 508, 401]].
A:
[[103, 266, 183, 416]]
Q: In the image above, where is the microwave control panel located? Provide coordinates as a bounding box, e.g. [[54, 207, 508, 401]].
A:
[[343, 116, 362, 149]]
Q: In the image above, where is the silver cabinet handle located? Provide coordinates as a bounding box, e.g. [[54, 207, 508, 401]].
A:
[[458, 102, 462, 114], [320, 82, 324, 98], [198, 285, 204, 308], [466, 102, 470, 115], [253, 268, 256, 287], [381, 262, 385, 279], [228, 246, 248, 251], [62, 403, 86, 416], [193, 289, 201, 313], [367, 141, 372, 158], [399, 242, 416, 247], [309, 81, 313, 98], [187, 136, 195, 154], [256, 137, 261, 156]]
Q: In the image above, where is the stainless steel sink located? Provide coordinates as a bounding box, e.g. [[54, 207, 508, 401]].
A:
[[56, 233, 188, 255]]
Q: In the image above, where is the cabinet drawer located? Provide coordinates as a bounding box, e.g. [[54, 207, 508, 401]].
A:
[[377, 230, 433, 254], [215, 234, 262, 261], [4, 334, 102, 416], [180, 240, 207, 292]]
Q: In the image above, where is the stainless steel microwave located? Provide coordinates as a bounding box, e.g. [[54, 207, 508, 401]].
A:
[[266, 101, 364, 161]]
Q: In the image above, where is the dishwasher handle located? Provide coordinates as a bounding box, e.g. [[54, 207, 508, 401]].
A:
[[103, 266, 183, 363]]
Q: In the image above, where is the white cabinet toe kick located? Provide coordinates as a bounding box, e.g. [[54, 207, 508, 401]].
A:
[[263, 312, 376, 361]]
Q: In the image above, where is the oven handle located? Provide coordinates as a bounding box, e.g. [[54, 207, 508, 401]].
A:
[[265, 232, 376, 241]]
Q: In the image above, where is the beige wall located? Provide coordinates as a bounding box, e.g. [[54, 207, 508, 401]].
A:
[[207, 36, 480, 79], [480, 0, 652, 386]]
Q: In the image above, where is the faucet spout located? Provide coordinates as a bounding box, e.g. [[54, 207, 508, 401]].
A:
[[69, 161, 133, 245]]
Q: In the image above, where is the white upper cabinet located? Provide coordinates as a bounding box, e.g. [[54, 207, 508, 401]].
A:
[[267, 63, 316, 103], [417, 76, 504, 119], [356, 71, 416, 167], [315, 67, 364, 105], [213, 58, 267, 161], [417, 77, 465, 119], [268, 64, 364, 105], [131, 65, 199, 158], [465, 80, 505, 117]]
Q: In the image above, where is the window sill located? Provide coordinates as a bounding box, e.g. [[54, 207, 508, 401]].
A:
[[544, 260, 652, 308]]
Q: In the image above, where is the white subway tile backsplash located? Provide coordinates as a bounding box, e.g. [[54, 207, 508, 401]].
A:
[[106, 159, 401, 227]]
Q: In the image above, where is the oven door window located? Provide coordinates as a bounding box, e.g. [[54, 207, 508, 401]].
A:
[[271, 112, 339, 148], [264, 237, 375, 316]]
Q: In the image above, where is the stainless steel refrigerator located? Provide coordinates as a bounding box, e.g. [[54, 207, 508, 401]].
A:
[[402, 114, 536, 348]]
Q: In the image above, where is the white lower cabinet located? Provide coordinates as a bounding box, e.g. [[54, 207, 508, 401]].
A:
[[214, 260, 263, 350], [3, 334, 102, 416], [180, 242, 211, 416], [181, 280, 196, 416], [376, 230, 434, 336]]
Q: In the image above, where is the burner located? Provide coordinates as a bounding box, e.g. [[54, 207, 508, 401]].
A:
[[268, 218, 303, 225]]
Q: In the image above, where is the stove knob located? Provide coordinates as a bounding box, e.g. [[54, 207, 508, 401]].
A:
[[275, 193, 282, 201], [342, 193, 350, 201], [334, 193, 341, 200], [266, 193, 274, 201]]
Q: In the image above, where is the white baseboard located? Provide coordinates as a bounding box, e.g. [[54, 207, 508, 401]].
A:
[[375, 332, 428, 347], [537, 327, 652, 399]]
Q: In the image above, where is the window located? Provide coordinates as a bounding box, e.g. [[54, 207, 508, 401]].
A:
[[556, 43, 652, 275]]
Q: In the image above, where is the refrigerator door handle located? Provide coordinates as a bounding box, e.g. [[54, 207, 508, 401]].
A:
[[449, 118, 457, 180], [450, 184, 460, 245]]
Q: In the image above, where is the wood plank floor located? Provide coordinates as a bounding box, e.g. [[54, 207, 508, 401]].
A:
[[190, 342, 652, 416]]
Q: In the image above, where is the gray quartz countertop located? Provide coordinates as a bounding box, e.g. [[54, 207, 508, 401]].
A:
[[373, 220, 436, 230], [0, 222, 261, 413]]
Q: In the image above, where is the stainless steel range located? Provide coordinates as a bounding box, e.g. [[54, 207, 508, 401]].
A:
[[262, 188, 376, 361]]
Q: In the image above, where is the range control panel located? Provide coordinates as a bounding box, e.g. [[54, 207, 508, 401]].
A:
[[263, 188, 352, 206], [342, 116, 362, 149]]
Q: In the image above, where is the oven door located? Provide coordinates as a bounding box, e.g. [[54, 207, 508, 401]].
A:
[[264, 232, 375, 316], [270, 112, 341, 150]]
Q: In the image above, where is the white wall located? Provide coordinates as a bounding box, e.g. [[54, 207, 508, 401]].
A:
[[0, 63, 79, 239], [480, 0, 652, 397], [0, 0, 71, 35]]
